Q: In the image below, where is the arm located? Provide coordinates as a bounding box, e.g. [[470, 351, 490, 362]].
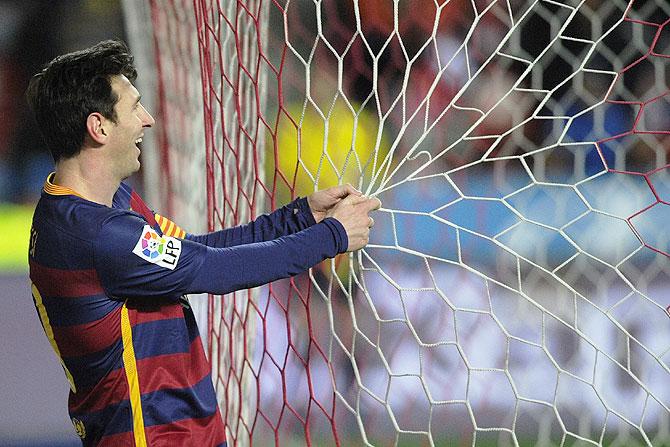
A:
[[185, 184, 364, 248], [115, 182, 316, 247], [185, 197, 316, 248], [94, 212, 347, 299]]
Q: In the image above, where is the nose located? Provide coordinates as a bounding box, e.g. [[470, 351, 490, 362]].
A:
[[140, 104, 155, 128], [144, 112, 156, 128]]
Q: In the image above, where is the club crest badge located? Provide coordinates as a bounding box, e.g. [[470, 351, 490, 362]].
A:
[[72, 417, 86, 439]]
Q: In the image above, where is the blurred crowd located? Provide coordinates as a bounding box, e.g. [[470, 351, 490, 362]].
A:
[[0, 0, 126, 204]]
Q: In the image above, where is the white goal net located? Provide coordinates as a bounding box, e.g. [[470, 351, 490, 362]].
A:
[[125, 0, 670, 445]]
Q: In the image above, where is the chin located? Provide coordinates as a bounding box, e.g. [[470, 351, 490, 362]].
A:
[[121, 162, 141, 180]]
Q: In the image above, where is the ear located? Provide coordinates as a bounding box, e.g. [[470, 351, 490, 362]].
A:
[[86, 112, 109, 144]]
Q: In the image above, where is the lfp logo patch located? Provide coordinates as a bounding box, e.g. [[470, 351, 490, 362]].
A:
[[132, 225, 182, 270]]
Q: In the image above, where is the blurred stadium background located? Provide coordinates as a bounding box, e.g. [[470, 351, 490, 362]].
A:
[[2, 0, 670, 446]]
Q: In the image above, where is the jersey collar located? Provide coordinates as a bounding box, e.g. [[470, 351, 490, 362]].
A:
[[43, 172, 85, 199]]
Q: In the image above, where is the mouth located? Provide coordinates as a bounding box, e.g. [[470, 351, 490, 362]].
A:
[[135, 137, 143, 145]]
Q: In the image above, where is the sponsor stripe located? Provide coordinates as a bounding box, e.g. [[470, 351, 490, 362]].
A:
[[52, 306, 122, 357], [30, 263, 104, 297], [31, 282, 77, 393], [120, 302, 147, 446]]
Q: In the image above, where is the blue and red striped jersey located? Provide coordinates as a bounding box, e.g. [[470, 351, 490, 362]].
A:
[[28, 174, 347, 446]]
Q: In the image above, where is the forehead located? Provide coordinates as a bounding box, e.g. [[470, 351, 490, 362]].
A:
[[110, 75, 139, 104]]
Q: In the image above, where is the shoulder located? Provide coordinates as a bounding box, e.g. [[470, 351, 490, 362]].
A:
[[33, 194, 153, 251], [33, 195, 130, 240], [99, 208, 152, 239], [30, 197, 141, 269], [94, 211, 169, 269]]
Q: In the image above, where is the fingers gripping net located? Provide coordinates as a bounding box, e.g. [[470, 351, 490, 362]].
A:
[[145, 0, 670, 445]]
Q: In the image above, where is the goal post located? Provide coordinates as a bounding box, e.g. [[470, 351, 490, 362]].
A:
[[125, 0, 670, 445]]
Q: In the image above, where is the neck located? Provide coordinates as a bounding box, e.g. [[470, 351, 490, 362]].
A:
[[53, 157, 121, 207]]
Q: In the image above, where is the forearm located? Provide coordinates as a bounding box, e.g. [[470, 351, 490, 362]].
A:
[[187, 217, 346, 294], [186, 197, 316, 247]]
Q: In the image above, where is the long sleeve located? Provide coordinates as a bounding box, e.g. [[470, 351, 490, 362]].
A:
[[185, 197, 316, 248], [188, 217, 346, 294], [94, 212, 347, 299]]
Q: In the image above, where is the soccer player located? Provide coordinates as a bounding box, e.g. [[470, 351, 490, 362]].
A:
[[26, 40, 380, 446]]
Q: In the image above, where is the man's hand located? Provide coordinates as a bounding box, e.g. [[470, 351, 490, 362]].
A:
[[307, 184, 362, 223], [327, 194, 382, 252]]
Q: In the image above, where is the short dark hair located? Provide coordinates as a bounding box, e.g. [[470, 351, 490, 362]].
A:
[[26, 40, 137, 162]]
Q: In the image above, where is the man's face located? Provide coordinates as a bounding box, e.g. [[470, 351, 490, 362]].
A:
[[106, 75, 155, 179]]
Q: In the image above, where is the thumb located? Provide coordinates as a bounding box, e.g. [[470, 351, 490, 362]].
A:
[[366, 197, 382, 211], [330, 183, 361, 199], [344, 183, 363, 197]]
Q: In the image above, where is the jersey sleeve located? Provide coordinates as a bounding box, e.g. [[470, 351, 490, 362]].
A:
[[93, 212, 347, 300], [94, 213, 204, 300], [185, 197, 316, 248]]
